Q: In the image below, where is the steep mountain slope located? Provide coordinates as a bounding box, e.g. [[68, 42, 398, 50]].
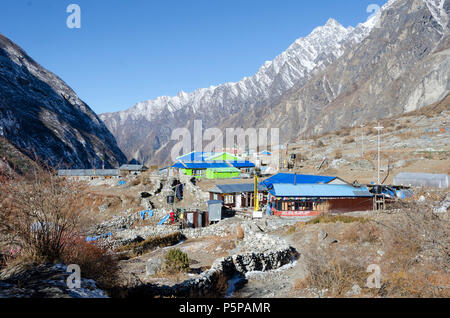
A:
[[251, 0, 449, 140], [101, 18, 376, 164], [0, 34, 127, 169], [102, 0, 449, 166]]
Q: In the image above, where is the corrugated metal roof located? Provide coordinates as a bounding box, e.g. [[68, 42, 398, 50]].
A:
[[176, 152, 218, 162], [172, 162, 231, 169], [262, 173, 336, 187], [229, 161, 255, 168], [207, 200, 223, 205], [208, 167, 241, 173], [269, 184, 373, 198], [210, 183, 268, 194], [172, 162, 187, 169], [58, 169, 120, 177], [119, 164, 148, 171]]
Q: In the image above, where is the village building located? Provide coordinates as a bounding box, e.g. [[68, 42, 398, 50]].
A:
[[172, 151, 256, 179], [119, 164, 149, 175], [57, 169, 120, 179], [268, 183, 374, 216], [208, 183, 269, 209]]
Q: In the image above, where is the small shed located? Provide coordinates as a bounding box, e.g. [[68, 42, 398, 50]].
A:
[[207, 200, 223, 223], [185, 211, 209, 228], [119, 164, 149, 175]]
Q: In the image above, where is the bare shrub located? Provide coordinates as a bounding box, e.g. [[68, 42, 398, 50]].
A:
[[0, 170, 86, 263], [63, 237, 119, 289], [299, 247, 367, 297], [375, 206, 450, 297]]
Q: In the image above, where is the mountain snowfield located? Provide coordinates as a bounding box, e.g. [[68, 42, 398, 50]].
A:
[[102, 19, 374, 126], [101, 0, 449, 165]]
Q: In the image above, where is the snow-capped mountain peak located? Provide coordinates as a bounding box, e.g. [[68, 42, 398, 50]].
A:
[[101, 15, 377, 125]]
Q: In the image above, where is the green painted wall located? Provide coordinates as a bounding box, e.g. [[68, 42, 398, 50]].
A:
[[206, 168, 241, 179]]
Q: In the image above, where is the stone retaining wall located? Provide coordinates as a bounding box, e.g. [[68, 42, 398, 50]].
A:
[[125, 224, 297, 297]]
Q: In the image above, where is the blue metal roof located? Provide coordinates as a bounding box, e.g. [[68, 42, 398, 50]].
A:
[[172, 162, 187, 169], [262, 173, 336, 188], [229, 161, 255, 168], [269, 184, 373, 198]]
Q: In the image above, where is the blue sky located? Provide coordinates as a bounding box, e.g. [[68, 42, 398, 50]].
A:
[[0, 0, 386, 114]]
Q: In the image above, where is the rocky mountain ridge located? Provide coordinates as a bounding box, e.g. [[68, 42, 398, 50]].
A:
[[0, 34, 127, 169]]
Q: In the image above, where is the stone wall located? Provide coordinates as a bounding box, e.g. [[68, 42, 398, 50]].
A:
[[127, 223, 297, 297]]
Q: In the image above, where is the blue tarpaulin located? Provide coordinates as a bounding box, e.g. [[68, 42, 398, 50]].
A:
[[158, 214, 170, 226], [140, 210, 154, 220], [86, 232, 112, 242], [396, 189, 414, 199], [118, 180, 126, 186]]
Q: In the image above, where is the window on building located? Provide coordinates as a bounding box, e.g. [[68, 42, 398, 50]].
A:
[[224, 195, 234, 204]]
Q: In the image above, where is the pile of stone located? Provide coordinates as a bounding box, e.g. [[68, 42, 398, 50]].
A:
[[181, 218, 236, 239], [92, 212, 142, 235], [236, 222, 291, 254]]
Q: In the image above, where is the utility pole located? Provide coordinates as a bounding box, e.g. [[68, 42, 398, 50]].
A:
[[374, 123, 384, 184], [360, 124, 365, 158]]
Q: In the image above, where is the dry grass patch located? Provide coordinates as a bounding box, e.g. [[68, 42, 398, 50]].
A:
[[115, 232, 185, 259], [306, 215, 369, 225], [294, 247, 368, 297], [341, 222, 382, 243]]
